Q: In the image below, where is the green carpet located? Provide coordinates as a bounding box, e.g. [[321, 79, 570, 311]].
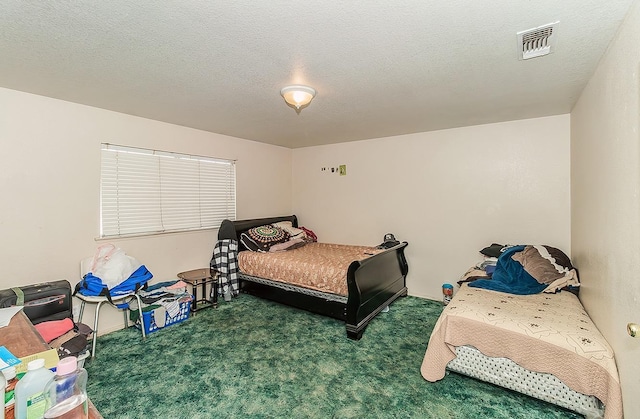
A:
[[84, 294, 580, 418]]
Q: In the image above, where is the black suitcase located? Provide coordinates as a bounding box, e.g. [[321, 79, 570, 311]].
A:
[[0, 280, 73, 324]]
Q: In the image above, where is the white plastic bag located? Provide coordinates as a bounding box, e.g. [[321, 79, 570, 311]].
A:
[[83, 244, 142, 289]]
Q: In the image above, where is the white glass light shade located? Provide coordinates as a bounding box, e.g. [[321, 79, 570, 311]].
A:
[[280, 85, 316, 110]]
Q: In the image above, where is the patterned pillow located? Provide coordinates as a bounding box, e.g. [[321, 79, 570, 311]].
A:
[[240, 225, 289, 252]]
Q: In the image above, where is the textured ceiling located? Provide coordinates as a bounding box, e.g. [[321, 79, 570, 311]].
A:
[[0, 1, 634, 148]]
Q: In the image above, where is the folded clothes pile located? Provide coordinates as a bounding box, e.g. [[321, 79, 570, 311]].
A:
[[128, 280, 192, 327], [33, 318, 93, 358]]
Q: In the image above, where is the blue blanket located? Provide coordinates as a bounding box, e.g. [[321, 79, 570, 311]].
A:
[[468, 245, 547, 295]]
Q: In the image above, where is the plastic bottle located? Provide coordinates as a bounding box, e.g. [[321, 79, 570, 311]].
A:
[[42, 357, 88, 419], [2, 366, 17, 419], [14, 359, 55, 419]]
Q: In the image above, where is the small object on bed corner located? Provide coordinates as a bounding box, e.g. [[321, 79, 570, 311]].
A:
[[376, 233, 400, 249]]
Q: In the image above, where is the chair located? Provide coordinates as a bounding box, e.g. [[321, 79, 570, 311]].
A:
[[76, 260, 146, 358]]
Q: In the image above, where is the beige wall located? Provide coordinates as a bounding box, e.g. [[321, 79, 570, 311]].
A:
[[292, 115, 571, 300], [0, 87, 292, 334], [571, 1, 640, 417]]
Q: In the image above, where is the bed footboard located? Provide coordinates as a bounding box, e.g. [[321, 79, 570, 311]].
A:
[[345, 242, 409, 339]]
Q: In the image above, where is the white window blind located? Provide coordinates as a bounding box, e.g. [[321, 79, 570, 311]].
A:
[[100, 144, 236, 238]]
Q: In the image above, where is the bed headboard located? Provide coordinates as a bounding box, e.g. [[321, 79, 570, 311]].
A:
[[218, 215, 298, 251]]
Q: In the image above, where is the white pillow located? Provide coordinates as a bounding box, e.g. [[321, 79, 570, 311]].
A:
[[269, 238, 306, 252], [272, 221, 305, 239]]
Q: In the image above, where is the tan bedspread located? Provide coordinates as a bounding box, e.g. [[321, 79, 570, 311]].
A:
[[421, 284, 622, 419], [238, 242, 382, 296]]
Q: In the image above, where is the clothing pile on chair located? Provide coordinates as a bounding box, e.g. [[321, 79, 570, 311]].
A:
[[128, 280, 192, 327], [34, 318, 93, 359]]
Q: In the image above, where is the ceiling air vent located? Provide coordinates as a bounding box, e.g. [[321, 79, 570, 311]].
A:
[[517, 21, 559, 60]]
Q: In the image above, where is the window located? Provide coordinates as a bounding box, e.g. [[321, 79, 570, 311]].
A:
[[100, 144, 236, 238]]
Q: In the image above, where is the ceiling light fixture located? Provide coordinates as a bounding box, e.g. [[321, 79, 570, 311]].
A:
[[280, 85, 316, 112]]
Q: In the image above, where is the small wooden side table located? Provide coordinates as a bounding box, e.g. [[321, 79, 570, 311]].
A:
[[177, 268, 219, 312]]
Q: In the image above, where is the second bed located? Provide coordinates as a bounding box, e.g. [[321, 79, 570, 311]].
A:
[[420, 283, 622, 418]]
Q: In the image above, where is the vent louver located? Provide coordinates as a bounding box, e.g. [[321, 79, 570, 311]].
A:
[[517, 22, 559, 60]]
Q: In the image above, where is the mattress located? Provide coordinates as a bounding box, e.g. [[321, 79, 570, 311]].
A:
[[238, 242, 382, 296], [421, 284, 622, 419], [448, 345, 604, 418]]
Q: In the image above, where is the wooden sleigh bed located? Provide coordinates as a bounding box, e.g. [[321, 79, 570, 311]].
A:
[[421, 246, 623, 419], [217, 215, 409, 339]]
